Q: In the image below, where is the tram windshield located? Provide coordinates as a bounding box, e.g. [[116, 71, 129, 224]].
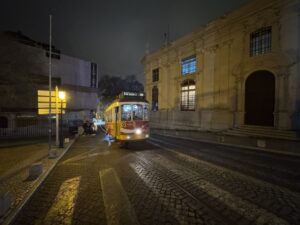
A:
[[121, 104, 132, 121], [143, 105, 149, 120], [132, 104, 143, 120], [121, 104, 149, 121]]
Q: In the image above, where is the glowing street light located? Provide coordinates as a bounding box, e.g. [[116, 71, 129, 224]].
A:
[[58, 91, 66, 148], [58, 91, 66, 100]]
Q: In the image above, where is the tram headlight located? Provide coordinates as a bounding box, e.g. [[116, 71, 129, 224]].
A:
[[127, 135, 131, 139], [135, 128, 142, 135]]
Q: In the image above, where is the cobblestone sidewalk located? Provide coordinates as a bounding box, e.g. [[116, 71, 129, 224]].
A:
[[0, 139, 75, 225]]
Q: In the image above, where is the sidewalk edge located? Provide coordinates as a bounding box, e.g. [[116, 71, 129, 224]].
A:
[[3, 138, 77, 225]]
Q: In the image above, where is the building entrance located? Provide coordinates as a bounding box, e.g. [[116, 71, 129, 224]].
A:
[[244, 71, 275, 126]]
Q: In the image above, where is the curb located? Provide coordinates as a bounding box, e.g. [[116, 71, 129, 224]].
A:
[[3, 138, 77, 225], [150, 134, 300, 158]]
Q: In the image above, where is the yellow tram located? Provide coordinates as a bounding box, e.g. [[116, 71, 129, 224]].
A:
[[104, 92, 149, 147]]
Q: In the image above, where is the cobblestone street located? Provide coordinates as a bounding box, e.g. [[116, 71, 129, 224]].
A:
[[12, 134, 300, 225]]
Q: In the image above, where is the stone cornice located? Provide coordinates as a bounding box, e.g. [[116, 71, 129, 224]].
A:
[[143, 0, 288, 63]]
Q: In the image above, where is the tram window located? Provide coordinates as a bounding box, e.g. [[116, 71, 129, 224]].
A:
[[143, 105, 149, 120], [107, 110, 112, 122], [121, 104, 132, 121], [132, 104, 143, 120]]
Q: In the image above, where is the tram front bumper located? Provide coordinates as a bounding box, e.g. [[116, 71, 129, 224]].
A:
[[119, 133, 149, 141]]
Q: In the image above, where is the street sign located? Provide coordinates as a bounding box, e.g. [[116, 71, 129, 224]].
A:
[[37, 89, 66, 115]]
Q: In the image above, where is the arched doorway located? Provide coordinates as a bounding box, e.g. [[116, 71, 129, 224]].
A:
[[245, 70, 275, 126]]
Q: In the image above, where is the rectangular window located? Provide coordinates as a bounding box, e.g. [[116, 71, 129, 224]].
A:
[[181, 55, 196, 75], [106, 110, 112, 122], [143, 105, 149, 120], [132, 104, 143, 120], [91, 63, 97, 88], [250, 26, 272, 57], [181, 81, 196, 111], [152, 68, 159, 82], [121, 104, 132, 121]]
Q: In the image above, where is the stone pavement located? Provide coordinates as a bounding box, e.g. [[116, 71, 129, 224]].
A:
[[0, 138, 75, 225], [11, 134, 300, 225]]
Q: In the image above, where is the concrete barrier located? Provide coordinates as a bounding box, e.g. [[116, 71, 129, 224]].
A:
[[0, 192, 11, 217], [49, 149, 58, 159], [28, 162, 43, 179]]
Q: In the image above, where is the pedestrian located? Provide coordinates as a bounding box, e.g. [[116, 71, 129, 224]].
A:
[[104, 132, 114, 146]]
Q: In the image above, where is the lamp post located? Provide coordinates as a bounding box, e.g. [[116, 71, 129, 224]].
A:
[[58, 91, 65, 148]]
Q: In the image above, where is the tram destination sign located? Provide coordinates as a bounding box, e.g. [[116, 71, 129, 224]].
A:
[[120, 92, 145, 98]]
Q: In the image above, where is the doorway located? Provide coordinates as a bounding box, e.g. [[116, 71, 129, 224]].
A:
[[244, 71, 275, 126]]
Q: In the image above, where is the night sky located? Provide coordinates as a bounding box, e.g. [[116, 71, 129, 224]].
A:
[[0, 0, 249, 83]]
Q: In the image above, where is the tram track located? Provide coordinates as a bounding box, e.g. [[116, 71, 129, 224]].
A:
[[132, 152, 243, 225], [146, 138, 300, 225], [149, 135, 300, 192]]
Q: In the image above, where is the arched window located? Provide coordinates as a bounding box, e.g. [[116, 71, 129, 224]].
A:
[[152, 86, 158, 111], [181, 80, 196, 111], [0, 116, 8, 128]]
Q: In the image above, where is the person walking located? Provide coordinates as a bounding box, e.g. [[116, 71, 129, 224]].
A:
[[104, 132, 114, 146]]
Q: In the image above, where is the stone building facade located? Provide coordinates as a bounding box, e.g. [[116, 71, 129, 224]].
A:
[[0, 31, 98, 134], [142, 0, 300, 132]]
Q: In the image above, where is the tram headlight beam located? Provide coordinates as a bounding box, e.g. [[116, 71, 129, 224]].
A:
[[135, 128, 142, 135]]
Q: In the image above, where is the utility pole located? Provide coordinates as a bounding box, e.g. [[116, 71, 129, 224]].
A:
[[48, 15, 52, 157]]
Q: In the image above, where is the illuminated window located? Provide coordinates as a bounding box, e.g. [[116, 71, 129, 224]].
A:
[[152, 68, 159, 82], [121, 104, 132, 121], [152, 86, 158, 111], [106, 110, 112, 122], [132, 104, 143, 120], [250, 26, 272, 56], [143, 105, 149, 120], [181, 80, 196, 111], [181, 55, 196, 75]]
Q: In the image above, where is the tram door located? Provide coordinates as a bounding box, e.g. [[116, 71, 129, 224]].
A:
[[115, 107, 119, 138]]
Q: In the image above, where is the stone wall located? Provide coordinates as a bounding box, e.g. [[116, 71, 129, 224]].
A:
[[143, 0, 300, 131]]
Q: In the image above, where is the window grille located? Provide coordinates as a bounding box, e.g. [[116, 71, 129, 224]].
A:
[[181, 55, 196, 75], [152, 68, 159, 82], [181, 80, 196, 111], [250, 26, 272, 56]]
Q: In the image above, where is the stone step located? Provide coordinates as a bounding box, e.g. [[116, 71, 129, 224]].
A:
[[224, 127, 300, 141], [239, 125, 297, 134]]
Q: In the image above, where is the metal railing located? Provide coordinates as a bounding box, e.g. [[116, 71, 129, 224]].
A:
[[0, 117, 70, 138]]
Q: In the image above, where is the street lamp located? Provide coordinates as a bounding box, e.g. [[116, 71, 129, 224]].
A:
[[58, 91, 65, 148]]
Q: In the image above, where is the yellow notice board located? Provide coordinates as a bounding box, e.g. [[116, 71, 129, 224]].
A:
[[37, 89, 66, 115]]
